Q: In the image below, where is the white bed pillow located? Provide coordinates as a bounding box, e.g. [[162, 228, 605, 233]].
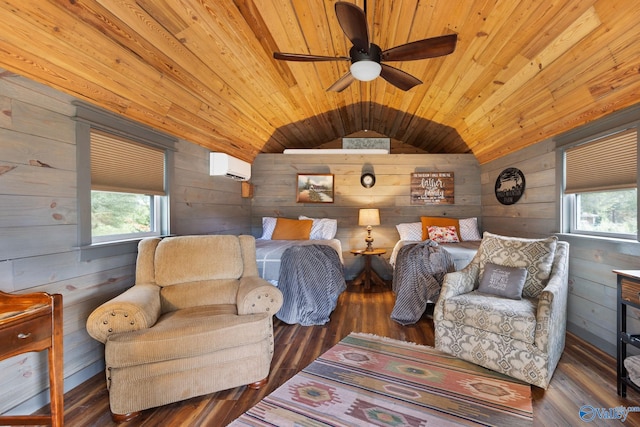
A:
[[260, 217, 277, 240], [396, 222, 422, 241], [459, 217, 481, 241], [299, 216, 338, 240]]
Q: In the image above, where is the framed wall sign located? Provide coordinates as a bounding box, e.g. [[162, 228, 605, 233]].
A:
[[410, 172, 454, 205], [296, 174, 334, 203], [495, 167, 525, 205], [342, 137, 390, 152]]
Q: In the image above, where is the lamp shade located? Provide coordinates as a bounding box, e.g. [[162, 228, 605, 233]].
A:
[[358, 208, 380, 226], [350, 60, 382, 82]]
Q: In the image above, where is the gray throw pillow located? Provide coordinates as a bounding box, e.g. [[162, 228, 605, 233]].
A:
[[478, 262, 528, 300], [478, 232, 557, 298]]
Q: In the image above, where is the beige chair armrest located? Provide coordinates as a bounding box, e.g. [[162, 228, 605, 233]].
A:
[[236, 276, 283, 315], [86, 284, 161, 343]]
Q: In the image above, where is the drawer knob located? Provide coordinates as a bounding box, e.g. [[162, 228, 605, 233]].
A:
[[17, 332, 32, 339]]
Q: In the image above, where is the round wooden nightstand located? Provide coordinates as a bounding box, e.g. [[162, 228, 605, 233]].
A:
[[350, 248, 387, 291]]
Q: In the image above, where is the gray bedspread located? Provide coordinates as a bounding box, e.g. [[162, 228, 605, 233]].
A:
[[391, 240, 455, 325], [255, 239, 343, 285], [276, 244, 346, 326]]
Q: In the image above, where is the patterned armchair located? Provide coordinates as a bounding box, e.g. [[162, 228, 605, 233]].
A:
[[434, 232, 569, 389]]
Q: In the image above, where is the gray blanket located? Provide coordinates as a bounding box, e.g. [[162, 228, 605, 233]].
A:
[[276, 244, 346, 326], [391, 240, 455, 325]]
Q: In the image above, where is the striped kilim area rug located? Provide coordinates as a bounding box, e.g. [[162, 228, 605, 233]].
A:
[[229, 332, 533, 426]]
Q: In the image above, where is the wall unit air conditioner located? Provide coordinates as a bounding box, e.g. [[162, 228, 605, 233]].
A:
[[209, 153, 251, 181]]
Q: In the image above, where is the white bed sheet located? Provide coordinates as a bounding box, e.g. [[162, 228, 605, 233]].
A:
[[255, 239, 343, 285], [390, 240, 480, 271]]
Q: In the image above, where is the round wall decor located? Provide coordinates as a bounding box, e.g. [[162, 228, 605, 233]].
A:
[[361, 172, 376, 188], [495, 167, 525, 205]]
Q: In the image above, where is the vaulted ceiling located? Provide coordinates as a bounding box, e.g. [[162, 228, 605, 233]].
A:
[[1, 0, 639, 164]]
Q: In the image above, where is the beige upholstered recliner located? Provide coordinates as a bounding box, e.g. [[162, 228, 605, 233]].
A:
[[434, 232, 569, 389], [86, 235, 283, 422]]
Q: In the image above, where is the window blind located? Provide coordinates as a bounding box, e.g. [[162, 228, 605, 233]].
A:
[[91, 130, 165, 195], [564, 128, 637, 194]]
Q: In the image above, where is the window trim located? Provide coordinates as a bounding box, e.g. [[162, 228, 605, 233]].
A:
[[556, 103, 640, 242], [74, 101, 176, 260]]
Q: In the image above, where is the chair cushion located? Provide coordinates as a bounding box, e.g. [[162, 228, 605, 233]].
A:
[[154, 235, 244, 285], [105, 305, 271, 368], [160, 279, 240, 311], [442, 291, 538, 344], [478, 232, 557, 297]]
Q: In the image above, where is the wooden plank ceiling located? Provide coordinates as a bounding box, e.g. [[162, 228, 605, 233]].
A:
[[0, 0, 639, 164]]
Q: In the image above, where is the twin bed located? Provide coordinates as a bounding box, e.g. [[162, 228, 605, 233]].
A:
[[255, 217, 345, 326], [388, 218, 482, 324]]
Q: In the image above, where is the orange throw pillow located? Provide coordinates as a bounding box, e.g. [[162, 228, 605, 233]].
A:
[[420, 216, 461, 241], [271, 218, 313, 240]]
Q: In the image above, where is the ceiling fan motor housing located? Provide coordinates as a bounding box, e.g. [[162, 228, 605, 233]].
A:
[[350, 43, 382, 64]]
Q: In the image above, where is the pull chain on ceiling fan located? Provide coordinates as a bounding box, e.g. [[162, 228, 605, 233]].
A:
[[273, 1, 458, 92]]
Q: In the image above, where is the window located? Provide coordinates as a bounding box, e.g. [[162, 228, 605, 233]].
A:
[[572, 189, 637, 237], [74, 101, 175, 258], [562, 127, 638, 240], [92, 191, 157, 238], [90, 130, 165, 243]]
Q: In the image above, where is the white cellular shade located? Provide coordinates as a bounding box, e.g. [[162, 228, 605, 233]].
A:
[[565, 128, 637, 194], [91, 130, 165, 195]]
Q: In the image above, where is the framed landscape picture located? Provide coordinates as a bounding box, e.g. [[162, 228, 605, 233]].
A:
[[297, 174, 334, 203]]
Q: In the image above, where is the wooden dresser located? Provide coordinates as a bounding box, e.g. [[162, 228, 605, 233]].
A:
[[615, 270, 640, 397], [0, 290, 64, 426]]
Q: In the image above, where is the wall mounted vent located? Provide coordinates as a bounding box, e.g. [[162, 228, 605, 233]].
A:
[[283, 148, 388, 154], [209, 153, 251, 181]]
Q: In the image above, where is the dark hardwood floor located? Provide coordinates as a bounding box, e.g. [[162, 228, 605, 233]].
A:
[[47, 283, 640, 426]]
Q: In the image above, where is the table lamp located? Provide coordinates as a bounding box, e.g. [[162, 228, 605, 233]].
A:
[[358, 208, 380, 251]]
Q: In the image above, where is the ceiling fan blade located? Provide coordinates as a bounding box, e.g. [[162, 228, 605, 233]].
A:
[[382, 34, 457, 62], [327, 72, 355, 92], [335, 2, 369, 53], [380, 64, 422, 91], [273, 52, 350, 62]]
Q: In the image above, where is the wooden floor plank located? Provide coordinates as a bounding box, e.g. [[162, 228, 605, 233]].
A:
[[40, 285, 640, 426]]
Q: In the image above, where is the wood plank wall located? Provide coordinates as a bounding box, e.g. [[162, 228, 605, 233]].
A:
[[251, 153, 482, 279], [0, 71, 249, 415], [481, 138, 640, 357], [171, 140, 251, 236]]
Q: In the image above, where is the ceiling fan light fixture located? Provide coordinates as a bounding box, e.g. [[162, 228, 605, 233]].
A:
[[273, 3, 457, 91], [350, 60, 381, 81]]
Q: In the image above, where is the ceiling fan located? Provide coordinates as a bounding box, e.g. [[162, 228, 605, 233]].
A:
[[273, 1, 457, 92]]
